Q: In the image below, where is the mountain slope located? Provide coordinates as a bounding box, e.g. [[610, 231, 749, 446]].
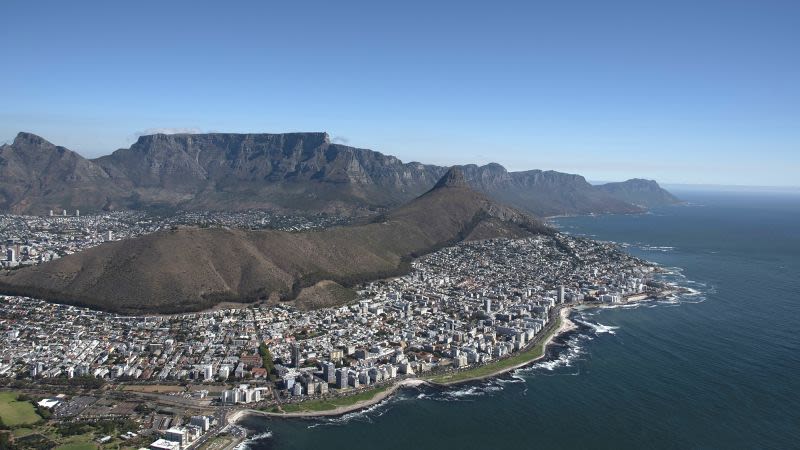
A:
[[92, 132, 446, 211], [596, 179, 681, 207], [459, 163, 643, 216], [0, 168, 550, 314], [0, 133, 127, 213]]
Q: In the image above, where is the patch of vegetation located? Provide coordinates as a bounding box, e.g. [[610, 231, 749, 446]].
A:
[[258, 343, 275, 375], [0, 392, 42, 427], [54, 442, 98, 450], [13, 432, 56, 449], [275, 385, 390, 413]]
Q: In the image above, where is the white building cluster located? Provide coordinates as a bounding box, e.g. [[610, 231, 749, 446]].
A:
[[0, 234, 657, 407]]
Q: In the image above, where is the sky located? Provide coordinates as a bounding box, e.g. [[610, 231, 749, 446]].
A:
[[1, 0, 798, 186]]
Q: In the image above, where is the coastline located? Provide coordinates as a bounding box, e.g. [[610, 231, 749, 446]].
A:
[[425, 305, 577, 386], [226, 293, 672, 425], [228, 307, 578, 424], [228, 378, 426, 423]]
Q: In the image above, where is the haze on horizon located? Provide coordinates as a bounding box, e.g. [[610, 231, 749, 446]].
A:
[[1, 0, 798, 187]]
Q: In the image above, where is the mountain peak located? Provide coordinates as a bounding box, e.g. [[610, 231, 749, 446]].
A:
[[13, 132, 53, 148], [433, 166, 468, 189]]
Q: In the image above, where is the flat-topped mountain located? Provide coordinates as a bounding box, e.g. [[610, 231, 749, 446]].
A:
[[0, 131, 678, 216], [595, 178, 682, 208], [0, 168, 551, 314]]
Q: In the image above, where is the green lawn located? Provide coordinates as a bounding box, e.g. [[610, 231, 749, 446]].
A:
[[0, 392, 42, 426], [54, 442, 98, 450], [12, 427, 36, 437], [277, 385, 391, 413], [425, 314, 562, 384]]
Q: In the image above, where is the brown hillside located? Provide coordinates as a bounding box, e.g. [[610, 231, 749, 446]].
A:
[[0, 168, 551, 314]]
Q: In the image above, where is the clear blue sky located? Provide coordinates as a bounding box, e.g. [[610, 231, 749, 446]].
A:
[[1, 0, 798, 186]]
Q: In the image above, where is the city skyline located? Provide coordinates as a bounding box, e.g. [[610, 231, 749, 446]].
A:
[[2, 0, 798, 186]]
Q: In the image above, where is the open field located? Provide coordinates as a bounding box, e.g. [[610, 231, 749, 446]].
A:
[[0, 392, 42, 426], [54, 442, 98, 450], [120, 385, 186, 393]]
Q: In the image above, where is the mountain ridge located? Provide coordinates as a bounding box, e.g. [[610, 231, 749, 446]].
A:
[[0, 131, 679, 216]]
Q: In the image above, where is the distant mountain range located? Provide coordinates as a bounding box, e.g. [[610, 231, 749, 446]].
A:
[[0, 168, 551, 314], [0, 132, 679, 217]]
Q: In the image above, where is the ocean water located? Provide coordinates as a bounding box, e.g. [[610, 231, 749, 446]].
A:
[[239, 189, 800, 450]]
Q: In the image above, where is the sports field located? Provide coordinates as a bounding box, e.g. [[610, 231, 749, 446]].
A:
[[0, 392, 42, 426]]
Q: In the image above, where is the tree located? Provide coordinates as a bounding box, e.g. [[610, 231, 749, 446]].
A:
[[258, 343, 275, 374]]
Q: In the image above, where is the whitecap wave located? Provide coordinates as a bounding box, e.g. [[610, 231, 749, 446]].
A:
[[443, 386, 483, 399], [304, 393, 402, 429], [599, 303, 641, 310], [575, 319, 619, 334], [639, 245, 675, 252], [516, 335, 587, 376], [235, 431, 272, 449], [495, 372, 526, 384]]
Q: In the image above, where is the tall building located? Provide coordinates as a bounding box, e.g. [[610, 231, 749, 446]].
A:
[[484, 298, 492, 313], [190, 415, 210, 432], [335, 369, 347, 389], [291, 343, 301, 368], [322, 361, 336, 384], [6, 248, 15, 262], [558, 285, 565, 303], [164, 427, 187, 446]]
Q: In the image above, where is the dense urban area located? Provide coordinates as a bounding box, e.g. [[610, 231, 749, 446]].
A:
[[0, 210, 353, 268], [0, 211, 669, 450]]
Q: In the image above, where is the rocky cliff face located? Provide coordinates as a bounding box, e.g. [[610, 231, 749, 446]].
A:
[[0, 131, 676, 216], [92, 132, 447, 211]]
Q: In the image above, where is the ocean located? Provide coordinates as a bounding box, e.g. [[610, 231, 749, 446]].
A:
[[238, 188, 800, 450]]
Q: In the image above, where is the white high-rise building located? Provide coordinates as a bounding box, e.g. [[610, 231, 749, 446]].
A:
[[190, 415, 211, 432]]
